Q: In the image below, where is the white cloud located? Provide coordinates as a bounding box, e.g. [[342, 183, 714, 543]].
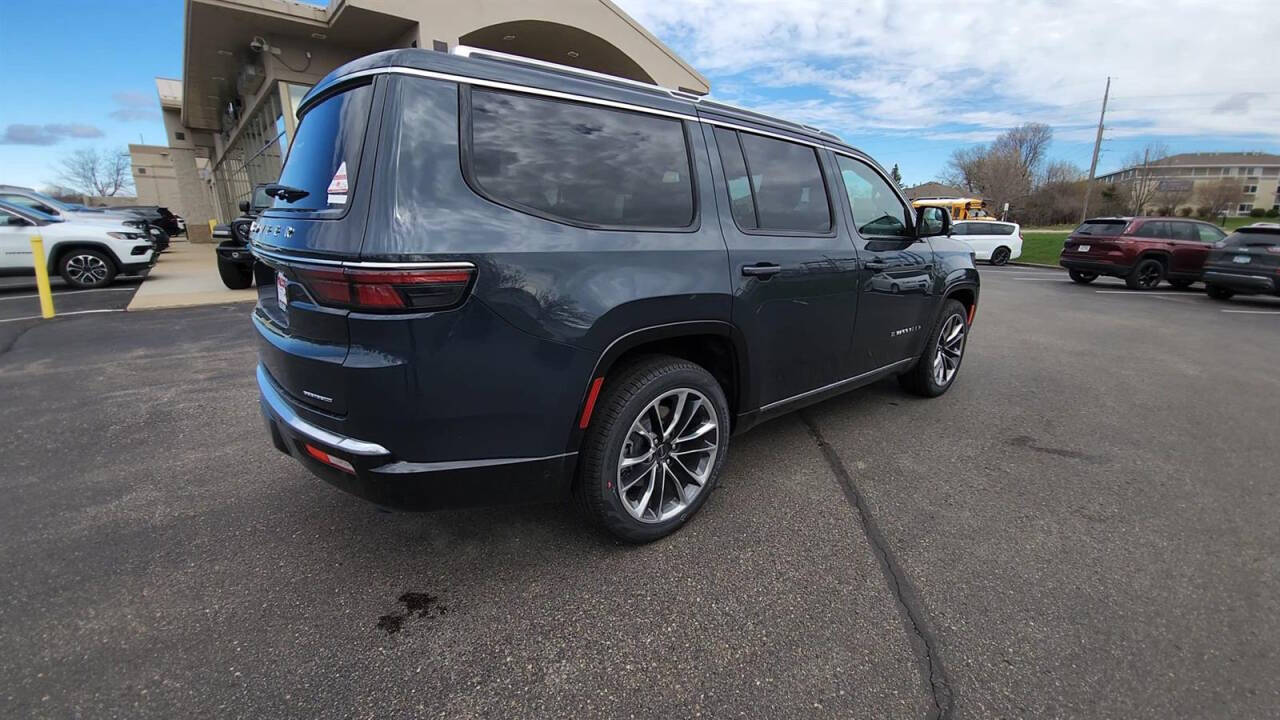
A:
[[619, 0, 1280, 142]]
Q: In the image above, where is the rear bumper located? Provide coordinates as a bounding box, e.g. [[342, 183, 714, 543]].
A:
[[1203, 270, 1279, 294], [257, 364, 574, 510], [1059, 257, 1132, 276]]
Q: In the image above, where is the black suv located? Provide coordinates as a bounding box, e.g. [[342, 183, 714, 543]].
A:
[[252, 47, 978, 541]]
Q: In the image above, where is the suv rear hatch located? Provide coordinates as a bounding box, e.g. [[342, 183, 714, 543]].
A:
[[1063, 219, 1132, 258], [252, 80, 378, 418], [1205, 226, 1280, 276], [252, 77, 478, 448]]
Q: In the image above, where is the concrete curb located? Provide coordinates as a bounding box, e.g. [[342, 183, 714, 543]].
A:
[[1009, 262, 1063, 270]]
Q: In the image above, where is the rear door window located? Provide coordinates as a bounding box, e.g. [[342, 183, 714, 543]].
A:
[[737, 134, 832, 233], [1168, 222, 1199, 242], [1134, 221, 1171, 238], [468, 89, 694, 229], [271, 83, 374, 212]]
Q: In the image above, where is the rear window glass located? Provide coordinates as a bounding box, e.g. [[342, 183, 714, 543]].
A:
[[950, 223, 969, 236], [1075, 220, 1127, 235], [1222, 229, 1280, 247], [469, 89, 694, 229], [1134, 221, 1171, 238], [272, 83, 373, 212]]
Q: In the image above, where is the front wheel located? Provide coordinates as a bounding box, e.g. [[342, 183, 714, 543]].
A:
[[574, 356, 730, 543], [990, 246, 1011, 266], [216, 253, 253, 289], [1206, 284, 1235, 301], [1068, 269, 1098, 285], [899, 299, 969, 398], [59, 249, 116, 289], [1125, 258, 1165, 290]]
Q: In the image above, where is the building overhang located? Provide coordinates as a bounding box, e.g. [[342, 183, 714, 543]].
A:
[[181, 0, 415, 131]]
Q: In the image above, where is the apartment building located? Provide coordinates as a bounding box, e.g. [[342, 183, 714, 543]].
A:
[[1097, 152, 1280, 216]]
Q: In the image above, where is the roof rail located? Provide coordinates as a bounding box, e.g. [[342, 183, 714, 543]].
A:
[[449, 45, 843, 143], [451, 45, 702, 101]]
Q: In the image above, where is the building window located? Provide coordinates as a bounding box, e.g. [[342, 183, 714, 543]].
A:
[[1193, 168, 1207, 176], [1237, 204, 1252, 213], [175, 131, 186, 141], [1243, 185, 1258, 194], [1221, 168, 1231, 175], [136, 168, 147, 174]]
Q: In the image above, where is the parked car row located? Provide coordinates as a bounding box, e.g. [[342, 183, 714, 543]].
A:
[[0, 185, 177, 252], [0, 200, 157, 288], [1058, 217, 1280, 301]]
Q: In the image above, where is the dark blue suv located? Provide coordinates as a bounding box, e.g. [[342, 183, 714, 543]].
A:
[[252, 47, 979, 542]]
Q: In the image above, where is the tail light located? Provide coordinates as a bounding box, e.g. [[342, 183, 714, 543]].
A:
[[290, 264, 474, 312]]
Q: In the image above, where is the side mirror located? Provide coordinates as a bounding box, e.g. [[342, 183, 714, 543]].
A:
[[238, 200, 251, 213], [915, 206, 951, 238]]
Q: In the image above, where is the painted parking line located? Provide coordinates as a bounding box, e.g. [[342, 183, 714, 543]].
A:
[[0, 287, 138, 302], [1220, 309, 1280, 315], [0, 308, 125, 324], [1095, 290, 1191, 295]]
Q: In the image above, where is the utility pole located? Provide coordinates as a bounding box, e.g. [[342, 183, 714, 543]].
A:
[[1080, 76, 1111, 222]]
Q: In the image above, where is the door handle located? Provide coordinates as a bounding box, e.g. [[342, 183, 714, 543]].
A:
[[742, 263, 782, 277], [865, 261, 890, 271]]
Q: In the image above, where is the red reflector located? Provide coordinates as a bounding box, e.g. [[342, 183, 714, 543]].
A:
[[578, 377, 605, 429], [304, 443, 355, 474], [967, 303, 977, 325], [289, 264, 474, 312]]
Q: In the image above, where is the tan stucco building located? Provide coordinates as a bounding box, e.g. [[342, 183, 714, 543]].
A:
[[1097, 152, 1280, 217], [137, 0, 708, 237]]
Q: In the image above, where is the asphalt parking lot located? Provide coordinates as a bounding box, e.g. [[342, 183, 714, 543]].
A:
[[0, 275, 144, 325], [2, 267, 1277, 718]]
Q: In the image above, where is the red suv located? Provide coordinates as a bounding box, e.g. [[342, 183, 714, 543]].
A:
[[1060, 217, 1227, 290]]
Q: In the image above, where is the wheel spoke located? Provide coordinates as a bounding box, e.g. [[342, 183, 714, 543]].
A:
[[661, 391, 687, 440], [675, 421, 715, 444], [620, 448, 654, 469], [672, 455, 705, 486], [665, 463, 687, 504], [633, 464, 658, 517]]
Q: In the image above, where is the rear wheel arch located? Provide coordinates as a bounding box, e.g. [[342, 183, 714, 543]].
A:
[[1136, 250, 1171, 268], [580, 322, 747, 429]]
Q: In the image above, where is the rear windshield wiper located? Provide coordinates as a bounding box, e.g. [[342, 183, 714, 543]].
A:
[[264, 183, 310, 203]]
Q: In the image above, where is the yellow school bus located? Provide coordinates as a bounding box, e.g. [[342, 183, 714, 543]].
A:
[[911, 197, 992, 221]]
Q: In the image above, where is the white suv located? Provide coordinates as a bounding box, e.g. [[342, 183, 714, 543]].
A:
[[950, 220, 1023, 265], [0, 200, 156, 288]]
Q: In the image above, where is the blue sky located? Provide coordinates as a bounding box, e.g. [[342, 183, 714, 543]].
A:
[[2, 0, 1278, 192]]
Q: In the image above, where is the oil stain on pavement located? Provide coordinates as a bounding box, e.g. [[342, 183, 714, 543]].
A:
[[377, 592, 449, 635]]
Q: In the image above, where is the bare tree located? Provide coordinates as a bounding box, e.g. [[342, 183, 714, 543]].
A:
[[1198, 177, 1244, 218], [1123, 142, 1170, 215], [56, 147, 134, 197], [1041, 160, 1084, 186], [942, 146, 986, 192], [991, 122, 1053, 183]]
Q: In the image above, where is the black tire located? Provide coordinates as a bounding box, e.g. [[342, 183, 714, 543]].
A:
[[1068, 270, 1098, 285], [1125, 257, 1165, 290], [217, 254, 254, 289], [990, 246, 1011, 266], [898, 299, 969, 398], [1167, 278, 1194, 290], [1206, 284, 1235, 301], [574, 355, 731, 543], [58, 248, 117, 289], [147, 225, 170, 252]]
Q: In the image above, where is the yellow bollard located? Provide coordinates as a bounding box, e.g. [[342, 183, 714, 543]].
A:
[[30, 234, 55, 319], [208, 219, 217, 234]]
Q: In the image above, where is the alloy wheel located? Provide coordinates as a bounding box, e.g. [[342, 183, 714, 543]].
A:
[[617, 388, 719, 524], [1136, 262, 1162, 288], [991, 247, 1010, 265], [932, 314, 966, 386], [66, 254, 109, 286]]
